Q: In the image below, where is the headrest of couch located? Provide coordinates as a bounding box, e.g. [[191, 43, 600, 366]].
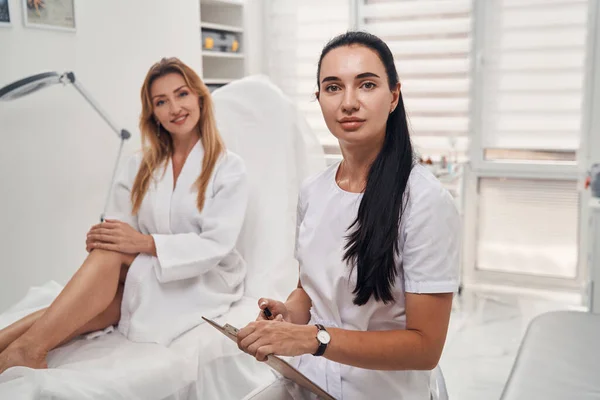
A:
[[212, 75, 325, 300]]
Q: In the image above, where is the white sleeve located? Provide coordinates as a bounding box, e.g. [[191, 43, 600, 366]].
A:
[[151, 154, 249, 283], [106, 154, 140, 231], [402, 183, 460, 294]]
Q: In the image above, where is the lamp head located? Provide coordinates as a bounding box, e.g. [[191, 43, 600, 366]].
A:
[[0, 72, 62, 101]]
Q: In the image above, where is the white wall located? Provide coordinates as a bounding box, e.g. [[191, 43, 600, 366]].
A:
[[0, 0, 201, 311], [244, 0, 266, 76]]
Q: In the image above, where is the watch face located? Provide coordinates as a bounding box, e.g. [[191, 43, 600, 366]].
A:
[[317, 330, 331, 344]]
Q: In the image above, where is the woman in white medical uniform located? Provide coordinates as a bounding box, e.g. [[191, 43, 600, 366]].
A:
[[0, 57, 248, 373], [237, 32, 459, 399]]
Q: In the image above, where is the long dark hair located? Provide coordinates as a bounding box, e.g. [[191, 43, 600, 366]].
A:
[[317, 31, 414, 305]]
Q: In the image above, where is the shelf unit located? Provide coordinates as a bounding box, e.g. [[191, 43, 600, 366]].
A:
[[202, 0, 243, 6], [201, 22, 243, 33], [203, 78, 236, 85], [199, 0, 246, 91], [202, 51, 245, 59]]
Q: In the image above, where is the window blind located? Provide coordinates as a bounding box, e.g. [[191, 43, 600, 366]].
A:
[[265, 0, 350, 162], [479, 0, 589, 150], [477, 177, 579, 279], [358, 0, 472, 160]]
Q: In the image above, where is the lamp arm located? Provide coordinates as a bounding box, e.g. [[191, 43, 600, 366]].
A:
[[60, 72, 131, 141], [100, 137, 127, 222], [59, 72, 132, 221]]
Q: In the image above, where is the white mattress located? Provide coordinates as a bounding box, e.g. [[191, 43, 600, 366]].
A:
[[0, 281, 275, 400]]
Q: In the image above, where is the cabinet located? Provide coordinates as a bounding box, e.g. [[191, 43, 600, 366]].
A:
[[199, 0, 246, 91]]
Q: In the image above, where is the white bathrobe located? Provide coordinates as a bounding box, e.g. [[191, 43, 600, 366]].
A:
[[107, 140, 248, 346]]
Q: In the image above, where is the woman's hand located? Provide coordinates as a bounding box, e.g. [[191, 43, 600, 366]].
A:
[[86, 219, 154, 255], [256, 298, 291, 322], [237, 320, 318, 361]]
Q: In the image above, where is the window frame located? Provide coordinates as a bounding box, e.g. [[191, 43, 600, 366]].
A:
[[461, 0, 600, 295]]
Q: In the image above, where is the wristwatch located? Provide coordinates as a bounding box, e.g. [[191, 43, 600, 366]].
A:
[[313, 324, 330, 356]]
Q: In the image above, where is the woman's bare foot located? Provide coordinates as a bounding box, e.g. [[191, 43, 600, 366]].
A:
[[0, 341, 48, 374]]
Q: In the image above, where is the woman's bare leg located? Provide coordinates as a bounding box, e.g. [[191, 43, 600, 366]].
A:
[[0, 309, 45, 354], [0, 250, 129, 373], [0, 287, 124, 369], [56, 282, 125, 348], [0, 264, 129, 354]]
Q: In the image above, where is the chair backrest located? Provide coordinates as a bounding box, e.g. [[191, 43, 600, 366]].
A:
[[212, 75, 325, 300]]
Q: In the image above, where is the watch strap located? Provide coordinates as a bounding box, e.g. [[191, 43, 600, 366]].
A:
[[313, 324, 328, 357]]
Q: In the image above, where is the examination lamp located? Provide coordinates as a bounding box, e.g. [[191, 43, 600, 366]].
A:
[[0, 71, 131, 222]]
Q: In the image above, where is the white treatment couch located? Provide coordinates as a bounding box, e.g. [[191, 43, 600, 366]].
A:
[[500, 310, 600, 400]]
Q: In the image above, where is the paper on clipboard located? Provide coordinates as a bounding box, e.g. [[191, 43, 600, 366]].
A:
[[202, 316, 336, 400]]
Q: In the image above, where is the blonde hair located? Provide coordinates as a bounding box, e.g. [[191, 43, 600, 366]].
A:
[[132, 57, 225, 214]]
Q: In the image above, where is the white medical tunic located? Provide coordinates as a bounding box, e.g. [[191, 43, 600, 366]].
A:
[[292, 162, 460, 400], [107, 140, 249, 346]]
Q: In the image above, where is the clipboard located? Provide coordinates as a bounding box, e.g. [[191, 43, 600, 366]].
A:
[[202, 316, 336, 400]]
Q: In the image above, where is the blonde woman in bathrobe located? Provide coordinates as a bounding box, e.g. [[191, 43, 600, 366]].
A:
[[0, 57, 248, 373]]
